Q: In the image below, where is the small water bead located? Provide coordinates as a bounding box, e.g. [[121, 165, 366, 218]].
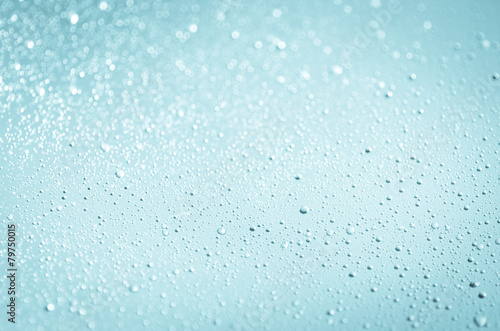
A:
[[469, 281, 480, 288], [46, 303, 55, 311], [217, 228, 226, 235], [70, 14, 79, 25], [431, 222, 439, 229], [189, 24, 198, 33], [299, 206, 309, 214], [346, 227, 355, 235], [474, 316, 487, 327], [101, 143, 111, 152], [115, 170, 125, 178], [332, 65, 343, 75], [277, 41, 286, 49]]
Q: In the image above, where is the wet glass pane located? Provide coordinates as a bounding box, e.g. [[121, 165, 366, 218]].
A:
[[1, 0, 499, 329]]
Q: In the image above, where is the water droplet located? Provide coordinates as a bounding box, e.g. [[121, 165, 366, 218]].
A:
[[189, 24, 198, 33], [469, 281, 479, 288], [332, 65, 343, 75], [46, 303, 55, 311], [101, 143, 111, 152], [346, 227, 355, 235], [115, 170, 125, 178], [217, 228, 226, 235], [70, 14, 79, 25], [474, 316, 486, 327], [299, 206, 309, 214]]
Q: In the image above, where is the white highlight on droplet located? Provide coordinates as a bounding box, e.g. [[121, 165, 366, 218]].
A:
[[189, 24, 198, 33], [70, 14, 79, 24], [332, 65, 343, 75]]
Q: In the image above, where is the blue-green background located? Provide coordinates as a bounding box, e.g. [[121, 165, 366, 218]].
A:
[[1, 0, 499, 330]]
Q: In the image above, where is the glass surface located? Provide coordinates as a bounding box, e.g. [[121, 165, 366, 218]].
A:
[[1, 0, 499, 330]]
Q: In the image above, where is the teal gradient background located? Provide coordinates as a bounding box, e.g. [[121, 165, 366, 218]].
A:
[[1, 0, 499, 330]]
